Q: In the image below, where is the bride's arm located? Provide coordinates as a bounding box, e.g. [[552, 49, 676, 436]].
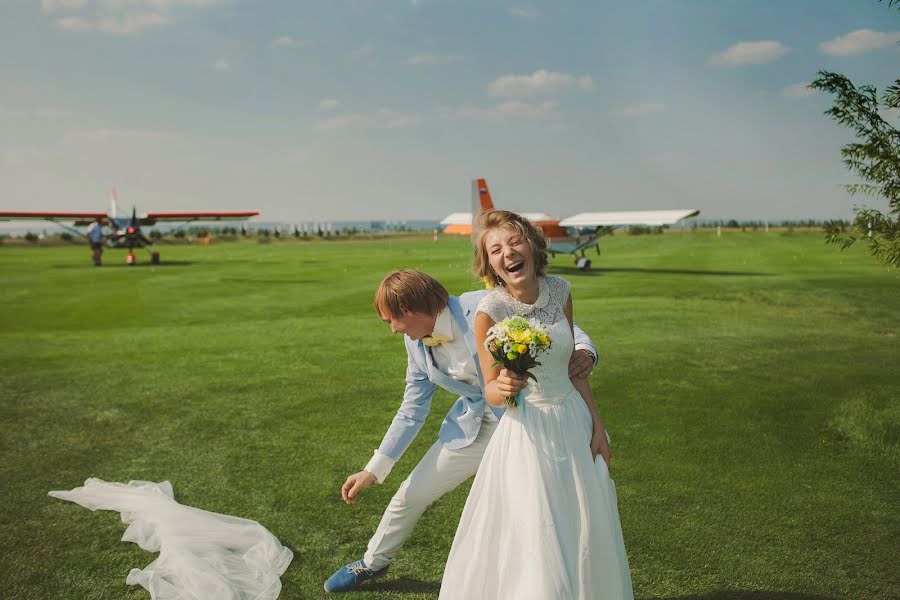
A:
[[475, 310, 528, 407], [566, 294, 612, 468]]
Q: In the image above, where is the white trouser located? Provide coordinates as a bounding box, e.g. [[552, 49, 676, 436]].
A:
[[364, 414, 499, 570]]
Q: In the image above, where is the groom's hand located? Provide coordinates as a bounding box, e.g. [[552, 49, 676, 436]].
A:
[[341, 471, 377, 504], [568, 349, 595, 380]]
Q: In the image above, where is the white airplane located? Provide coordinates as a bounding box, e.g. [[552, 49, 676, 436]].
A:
[[440, 178, 700, 270]]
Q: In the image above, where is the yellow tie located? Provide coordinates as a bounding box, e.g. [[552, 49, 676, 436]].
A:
[[422, 333, 450, 347]]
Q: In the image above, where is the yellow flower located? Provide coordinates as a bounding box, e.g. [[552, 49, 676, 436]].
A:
[[517, 344, 527, 354], [511, 330, 530, 344]]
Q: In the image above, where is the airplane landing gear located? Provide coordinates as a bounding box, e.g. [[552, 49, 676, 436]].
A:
[[150, 252, 160, 265]]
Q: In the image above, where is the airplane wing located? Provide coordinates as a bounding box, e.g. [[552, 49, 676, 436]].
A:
[[440, 211, 557, 226], [521, 212, 557, 223], [0, 211, 108, 222], [559, 209, 700, 227], [440, 212, 473, 225], [139, 211, 259, 225], [1, 210, 259, 226]]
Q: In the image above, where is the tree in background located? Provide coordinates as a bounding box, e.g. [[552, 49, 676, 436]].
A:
[[809, 0, 899, 267]]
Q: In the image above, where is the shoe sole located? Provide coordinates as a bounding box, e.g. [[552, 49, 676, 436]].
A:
[[323, 570, 388, 593]]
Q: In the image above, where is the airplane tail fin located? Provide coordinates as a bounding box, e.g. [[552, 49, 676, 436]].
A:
[[470, 178, 495, 245], [476, 178, 494, 212]]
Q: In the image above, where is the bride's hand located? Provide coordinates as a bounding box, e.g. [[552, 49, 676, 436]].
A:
[[591, 429, 611, 470], [496, 369, 528, 397]]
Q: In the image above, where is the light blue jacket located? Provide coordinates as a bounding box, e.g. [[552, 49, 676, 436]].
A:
[[375, 290, 597, 466]]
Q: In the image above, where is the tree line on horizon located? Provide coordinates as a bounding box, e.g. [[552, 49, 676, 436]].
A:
[[2, 219, 857, 245]]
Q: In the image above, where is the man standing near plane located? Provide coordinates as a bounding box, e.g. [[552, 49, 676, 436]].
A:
[[87, 217, 104, 266]]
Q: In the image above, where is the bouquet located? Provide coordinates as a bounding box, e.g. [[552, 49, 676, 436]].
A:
[[484, 316, 552, 407]]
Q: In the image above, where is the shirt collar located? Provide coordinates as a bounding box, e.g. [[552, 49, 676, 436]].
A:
[[430, 306, 454, 342]]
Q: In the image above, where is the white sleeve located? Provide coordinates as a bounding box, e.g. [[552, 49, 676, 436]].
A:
[[475, 290, 506, 323], [364, 450, 395, 484], [547, 276, 571, 308]]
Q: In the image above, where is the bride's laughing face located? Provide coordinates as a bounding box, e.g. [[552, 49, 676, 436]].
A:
[[485, 226, 534, 287]]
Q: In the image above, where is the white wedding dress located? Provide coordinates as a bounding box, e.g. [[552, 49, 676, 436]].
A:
[[439, 276, 633, 600], [49, 478, 293, 600]]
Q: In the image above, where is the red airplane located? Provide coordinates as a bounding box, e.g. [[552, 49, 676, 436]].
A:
[[0, 188, 259, 265]]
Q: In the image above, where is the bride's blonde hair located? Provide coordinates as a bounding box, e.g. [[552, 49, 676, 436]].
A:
[[473, 210, 548, 287]]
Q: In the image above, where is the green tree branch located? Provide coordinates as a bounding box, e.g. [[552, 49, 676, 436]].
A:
[[809, 2, 900, 267]]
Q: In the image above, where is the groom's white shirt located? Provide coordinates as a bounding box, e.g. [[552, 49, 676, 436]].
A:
[[429, 308, 479, 387], [364, 291, 597, 483]]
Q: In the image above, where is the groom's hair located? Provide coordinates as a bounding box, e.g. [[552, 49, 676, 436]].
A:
[[375, 270, 449, 318]]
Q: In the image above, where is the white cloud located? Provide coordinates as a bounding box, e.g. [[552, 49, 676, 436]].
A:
[[34, 107, 72, 119], [56, 16, 94, 31], [352, 44, 375, 58], [445, 100, 562, 121], [214, 58, 230, 72], [43, 0, 220, 34], [509, 7, 537, 20], [103, 12, 166, 32], [819, 29, 900, 56], [381, 111, 422, 128], [0, 105, 72, 120], [315, 114, 374, 130], [62, 128, 180, 145], [56, 11, 168, 32], [708, 41, 790, 67], [98, 0, 220, 9], [487, 70, 593, 97], [406, 54, 461, 65], [620, 103, 666, 117], [314, 109, 421, 131], [271, 35, 305, 48], [782, 82, 816, 99], [41, 0, 88, 12], [319, 98, 339, 111]]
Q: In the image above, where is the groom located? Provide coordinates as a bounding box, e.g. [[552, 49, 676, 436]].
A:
[[324, 270, 598, 593]]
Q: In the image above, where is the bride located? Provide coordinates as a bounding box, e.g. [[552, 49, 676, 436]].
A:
[[439, 210, 633, 600]]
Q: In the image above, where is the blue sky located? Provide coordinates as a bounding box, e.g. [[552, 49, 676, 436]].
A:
[[1, 0, 898, 223]]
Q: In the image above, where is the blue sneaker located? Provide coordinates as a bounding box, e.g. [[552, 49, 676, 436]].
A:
[[324, 559, 389, 593]]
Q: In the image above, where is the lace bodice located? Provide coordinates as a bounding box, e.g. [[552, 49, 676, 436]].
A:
[[477, 276, 576, 406], [476, 276, 570, 326]]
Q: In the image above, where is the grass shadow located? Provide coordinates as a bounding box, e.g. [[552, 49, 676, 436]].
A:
[[216, 259, 326, 266], [649, 592, 837, 600], [360, 577, 441, 595], [52, 261, 195, 268], [218, 278, 325, 285], [551, 266, 775, 277]]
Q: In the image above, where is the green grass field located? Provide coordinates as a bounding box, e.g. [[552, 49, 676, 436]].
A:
[[1, 232, 897, 600]]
